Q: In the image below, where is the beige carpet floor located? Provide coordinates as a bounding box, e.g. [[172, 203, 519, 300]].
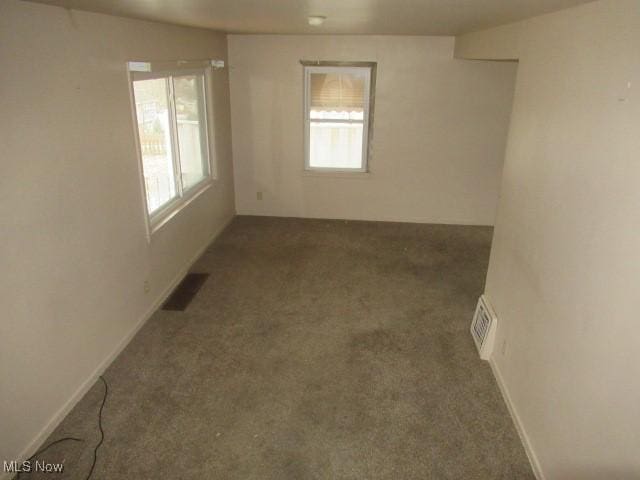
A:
[[19, 216, 534, 479]]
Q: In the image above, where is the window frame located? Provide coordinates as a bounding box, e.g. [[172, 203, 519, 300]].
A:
[[129, 66, 213, 236], [303, 63, 375, 173]]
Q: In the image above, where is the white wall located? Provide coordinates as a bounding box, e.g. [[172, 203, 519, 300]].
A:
[[455, 21, 522, 61], [456, 1, 640, 478], [0, 0, 235, 466], [228, 35, 517, 225]]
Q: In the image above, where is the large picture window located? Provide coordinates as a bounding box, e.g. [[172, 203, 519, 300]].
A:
[[303, 63, 375, 172], [130, 68, 211, 229]]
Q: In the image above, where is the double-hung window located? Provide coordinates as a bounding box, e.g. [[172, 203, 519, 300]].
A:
[[303, 63, 375, 172], [130, 66, 212, 230]]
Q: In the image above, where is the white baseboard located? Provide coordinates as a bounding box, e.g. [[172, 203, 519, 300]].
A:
[[2, 215, 234, 480], [489, 357, 545, 480], [234, 212, 494, 227]]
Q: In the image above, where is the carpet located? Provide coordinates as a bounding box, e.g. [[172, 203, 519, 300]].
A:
[[20, 216, 534, 479]]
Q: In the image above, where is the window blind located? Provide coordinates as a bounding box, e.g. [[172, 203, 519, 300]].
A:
[[310, 73, 365, 110]]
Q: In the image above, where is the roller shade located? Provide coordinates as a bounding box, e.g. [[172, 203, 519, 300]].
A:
[[310, 73, 365, 110]]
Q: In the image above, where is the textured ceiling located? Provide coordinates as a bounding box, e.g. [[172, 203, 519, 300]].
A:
[[25, 0, 594, 35]]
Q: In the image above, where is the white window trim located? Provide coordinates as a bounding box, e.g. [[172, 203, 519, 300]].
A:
[[303, 65, 372, 173], [128, 66, 214, 240]]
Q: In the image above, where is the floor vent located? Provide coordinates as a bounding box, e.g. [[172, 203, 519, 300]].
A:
[[471, 295, 497, 360], [162, 273, 209, 311]]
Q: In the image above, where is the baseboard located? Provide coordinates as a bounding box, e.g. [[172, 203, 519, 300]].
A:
[[3, 215, 234, 480], [489, 357, 545, 480], [235, 212, 494, 227]]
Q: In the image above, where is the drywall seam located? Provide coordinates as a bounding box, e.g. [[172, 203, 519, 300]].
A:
[[489, 357, 545, 480], [2, 214, 234, 480]]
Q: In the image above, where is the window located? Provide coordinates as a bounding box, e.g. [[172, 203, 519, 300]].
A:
[[130, 68, 211, 229], [303, 63, 375, 172]]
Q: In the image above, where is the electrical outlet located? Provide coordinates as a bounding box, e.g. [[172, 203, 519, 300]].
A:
[[257, 191, 263, 200], [144, 280, 150, 294]]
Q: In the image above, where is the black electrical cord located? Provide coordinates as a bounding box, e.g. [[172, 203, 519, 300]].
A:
[[15, 375, 108, 480], [84, 376, 108, 480], [16, 437, 84, 479]]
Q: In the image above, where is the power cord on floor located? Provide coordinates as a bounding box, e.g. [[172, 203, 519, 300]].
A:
[[16, 437, 84, 479], [15, 376, 109, 480], [84, 376, 108, 480]]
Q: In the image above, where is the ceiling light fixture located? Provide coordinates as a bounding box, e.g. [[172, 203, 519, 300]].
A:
[[308, 15, 326, 26]]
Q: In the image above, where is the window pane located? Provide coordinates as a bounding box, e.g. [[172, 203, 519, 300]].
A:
[[309, 122, 363, 169], [133, 78, 177, 214], [174, 75, 209, 191], [308, 70, 367, 169]]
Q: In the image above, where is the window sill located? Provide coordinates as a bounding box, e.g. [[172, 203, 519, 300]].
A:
[[302, 170, 372, 180], [147, 179, 213, 240]]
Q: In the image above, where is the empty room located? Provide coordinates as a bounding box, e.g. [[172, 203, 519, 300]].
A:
[[1, 0, 638, 478]]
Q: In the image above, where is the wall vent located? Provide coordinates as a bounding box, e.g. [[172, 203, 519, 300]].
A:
[[471, 295, 498, 360]]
